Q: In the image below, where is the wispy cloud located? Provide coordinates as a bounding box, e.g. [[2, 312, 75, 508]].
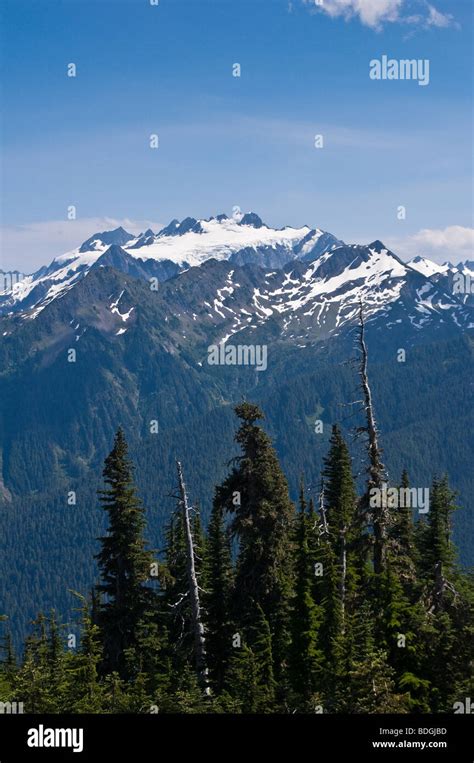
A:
[[0, 217, 164, 273], [305, 0, 458, 31], [386, 225, 474, 264], [425, 3, 457, 28]]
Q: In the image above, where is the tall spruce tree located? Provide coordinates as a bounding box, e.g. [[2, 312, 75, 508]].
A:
[[322, 425, 358, 628], [425, 477, 457, 587], [290, 483, 323, 705], [416, 476, 458, 612], [204, 498, 233, 692], [214, 402, 295, 677], [95, 428, 157, 679]]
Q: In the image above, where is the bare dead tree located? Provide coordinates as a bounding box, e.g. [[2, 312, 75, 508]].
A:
[[356, 300, 387, 575], [428, 561, 458, 614], [317, 479, 330, 539], [176, 460, 210, 694]]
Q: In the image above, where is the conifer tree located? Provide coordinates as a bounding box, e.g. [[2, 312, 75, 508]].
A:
[[226, 604, 276, 713], [316, 425, 362, 706], [13, 615, 59, 712], [0, 625, 16, 702], [67, 596, 104, 712], [0, 629, 16, 680], [249, 604, 277, 711], [290, 483, 323, 704], [204, 498, 233, 692], [215, 402, 295, 676], [425, 477, 457, 588], [95, 428, 157, 679], [394, 469, 415, 558], [343, 602, 408, 713], [161, 503, 191, 669], [415, 477, 458, 613], [323, 425, 358, 626], [46, 611, 68, 709]]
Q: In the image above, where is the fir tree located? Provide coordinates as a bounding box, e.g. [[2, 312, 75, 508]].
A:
[[344, 603, 408, 713], [322, 425, 358, 627], [161, 503, 191, 669], [13, 614, 60, 712], [226, 605, 276, 713], [425, 477, 457, 587], [0, 625, 16, 703], [95, 428, 157, 679], [204, 498, 233, 692], [394, 469, 415, 558], [67, 595, 104, 712], [290, 483, 323, 704], [0, 629, 16, 680], [215, 402, 295, 676]]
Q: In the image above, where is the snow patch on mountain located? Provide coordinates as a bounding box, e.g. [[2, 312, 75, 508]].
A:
[[407, 256, 452, 278]]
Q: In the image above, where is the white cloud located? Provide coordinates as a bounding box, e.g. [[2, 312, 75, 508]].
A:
[[307, 0, 457, 30], [315, 0, 403, 28], [386, 226, 474, 264], [425, 3, 457, 29], [0, 217, 164, 274]]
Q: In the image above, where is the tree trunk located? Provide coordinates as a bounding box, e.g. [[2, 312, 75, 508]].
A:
[[176, 460, 210, 693], [340, 540, 347, 629], [318, 480, 329, 538], [357, 300, 387, 575]]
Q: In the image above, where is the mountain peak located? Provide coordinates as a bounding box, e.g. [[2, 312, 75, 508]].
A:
[[368, 240, 387, 253], [157, 217, 204, 237], [239, 212, 265, 228], [79, 226, 134, 253]]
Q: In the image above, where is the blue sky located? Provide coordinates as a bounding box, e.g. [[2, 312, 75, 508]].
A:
[[0, 0, 472, 270]]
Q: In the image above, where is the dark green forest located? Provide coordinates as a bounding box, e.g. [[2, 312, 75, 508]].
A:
[[1, 331, 473, 650], [1, 395, 473, 714]]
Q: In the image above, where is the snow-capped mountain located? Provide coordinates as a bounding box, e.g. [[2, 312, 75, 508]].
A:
[[407, 256, 474, 306], [407, 256, 455, 278], [2, 234, 472, 361], [407, 255, 474, 278], [143, 238, 473, 350], [0, 213, 341, 318], [1, 212, 472, 346]]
